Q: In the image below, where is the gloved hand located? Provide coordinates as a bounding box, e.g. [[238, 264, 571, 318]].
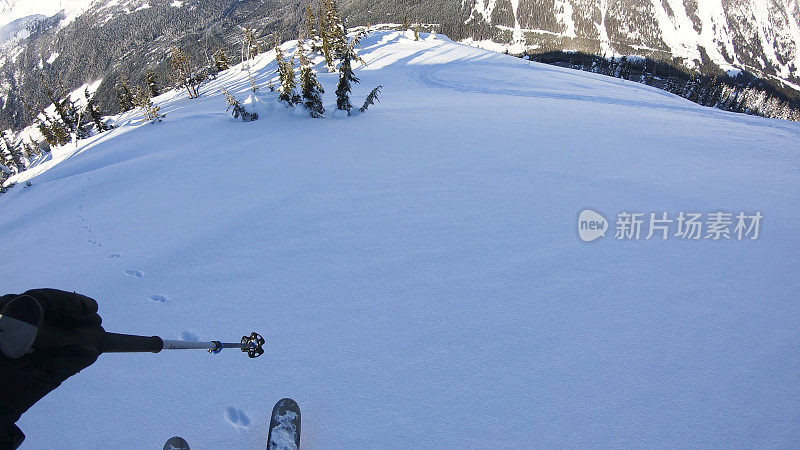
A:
[[0, 289, 103, 449]]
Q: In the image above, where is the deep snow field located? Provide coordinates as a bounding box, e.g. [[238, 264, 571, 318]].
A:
[[2, 31, 799, 448]]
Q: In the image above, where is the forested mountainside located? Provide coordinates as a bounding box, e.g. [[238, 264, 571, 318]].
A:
[[1, 0, 799, 132]]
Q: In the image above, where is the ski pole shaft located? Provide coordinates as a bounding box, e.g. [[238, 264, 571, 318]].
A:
[[161, 339, 253, 351], [33, 327, 265, 358], [101, 332, 265, 357], [105, 332, 264, 357], [1, 295, 264, 359]]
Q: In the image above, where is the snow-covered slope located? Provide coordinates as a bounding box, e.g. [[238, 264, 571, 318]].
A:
[[0, 0, 96, 27], [0, 14, 45, 45], [1, 31, 799, 448]]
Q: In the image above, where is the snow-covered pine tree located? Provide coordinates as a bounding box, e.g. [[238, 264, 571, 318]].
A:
[[27, 85, 72, 146], [170, 46, 201, 99], [85, 89, 112, 133], [213, 48, 230, 71], [116, 75, 135, 111], [276, 43, 301, 106], [319, 0, 346, 72], [19, 96, 56, 148], [1, 130, 13, 159], [40, 76, 79, 137], [242, 28, 261, 61], [335, 43, 360, 115], [36, 140, 51, 155], [304, 4, 317, 42], [1, 131, 25, 172], [221, 88, 258, 122], [298, 43, 325, 118], [22, 140, 39, 160], [48, 117, 71, 146], [35, 121, 55, 147], [319, 0, 332, 70], [359, 85, 382, 113], [133, 86, 165, 123], [146, 70, 160, 97], [247, 68, 259, 92], [0, 142, 14, 174]]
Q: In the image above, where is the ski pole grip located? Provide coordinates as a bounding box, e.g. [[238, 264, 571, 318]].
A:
[[33, 327, 164, 354], [100, 332, 164, 353]]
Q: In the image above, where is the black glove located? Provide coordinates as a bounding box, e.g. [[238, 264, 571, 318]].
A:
[[0, 289, 103, 449]]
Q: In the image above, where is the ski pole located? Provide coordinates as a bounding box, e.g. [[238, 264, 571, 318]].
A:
[[97, 331, 265, 358], [0, 294, 265, 359]]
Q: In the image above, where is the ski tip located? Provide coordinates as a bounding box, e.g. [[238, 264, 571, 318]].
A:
[[274, 398, 300, 412], [163, 436, 190, 450], [268, 398, 301, 450]]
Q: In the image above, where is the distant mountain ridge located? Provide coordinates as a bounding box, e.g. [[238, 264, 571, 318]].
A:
[[0, 0, 798, 132], [0, 0, 95, 28], [460, 0, 800, 86]]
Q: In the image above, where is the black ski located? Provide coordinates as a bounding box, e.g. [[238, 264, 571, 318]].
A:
[[267, 398, 301, 450]]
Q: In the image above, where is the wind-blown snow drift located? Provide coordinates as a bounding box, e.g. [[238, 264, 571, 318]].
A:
[[1, 31, 799, 448]]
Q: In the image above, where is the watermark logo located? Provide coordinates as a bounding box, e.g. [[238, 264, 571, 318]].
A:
[[578, 209, 762, 241], [578, 209, 608, 242]]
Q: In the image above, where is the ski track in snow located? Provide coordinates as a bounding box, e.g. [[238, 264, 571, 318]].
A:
[[2, 31, 799, 449]]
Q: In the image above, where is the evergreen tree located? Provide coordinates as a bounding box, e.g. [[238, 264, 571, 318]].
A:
[[242, 28, 261, 61], [213, 48, 230, 71], [276, 44, 301, 106], [221, 88, 258, 122], [116, 75, 135, 111], [335, 43, 359, 115], [683, 72, 699, 102], [1, 131, 24, 172], [85, 88, 112, 133], [41, 75, 79, 136], [133, 86, 165, 123], [20, 94, 69, 148], [304, 4, 317, 41], [247, 68, 259, 92], [618, 56, 632, 79], [146, 70, 160, 97], [38, 121, 60, 147], [299, 44, 325, 118], [36, 140, 51, 155], [319, 0, 333, 70], [319, 0, 346, 71], [22, 140, 39, 160], [359, 85, 382, 113], [170, 46, 201, 99], [48, 115, 71, 146]]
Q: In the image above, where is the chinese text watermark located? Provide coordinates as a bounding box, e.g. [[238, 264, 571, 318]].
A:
[[578, 210, 762, 242]]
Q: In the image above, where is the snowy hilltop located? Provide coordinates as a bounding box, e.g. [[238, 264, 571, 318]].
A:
[[1, 30, 799, 448], [1, 0, 800, 134]]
